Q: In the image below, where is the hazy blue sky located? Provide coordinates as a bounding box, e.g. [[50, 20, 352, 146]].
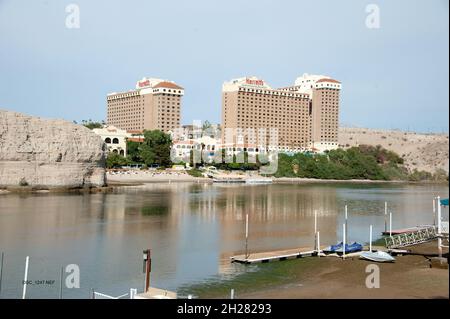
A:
[[0, 0, 448, 132]]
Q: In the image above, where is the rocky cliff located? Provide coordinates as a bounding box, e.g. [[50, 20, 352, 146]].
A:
[[0, 109, 106, 188], [339, 127, 449, 174]]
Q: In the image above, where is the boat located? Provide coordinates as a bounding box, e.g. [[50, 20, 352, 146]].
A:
[[212, 178, 245, 183], [245, 178, 273, 184], [323, 241, 363, 254], [335, 242, 363, 254], [323, 242, 343, 253], [360, 250, 395, 263]]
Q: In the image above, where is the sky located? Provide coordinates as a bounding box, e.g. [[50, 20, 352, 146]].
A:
[[0, 0, 448, 132]]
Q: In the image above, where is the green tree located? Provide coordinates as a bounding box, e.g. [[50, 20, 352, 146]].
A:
[[272, 145, 408, 180], [433, 168, 448, 181], [202, 120, 212, 132], [81, 119, 104, 130], [106, 152, 130, 168], [140, 130, 172, 167], [126, 140, 142, 163]]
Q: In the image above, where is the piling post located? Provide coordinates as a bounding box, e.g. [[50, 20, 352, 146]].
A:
[[230, 289, 235, 299], [433, 197, 436, 226], [59, 266, 63, 299], [317, 232, 320, 257], [342, 224, 346, 260], [22, 256, 29, 299], [314, 210, 318, 250], [345, 205, 348, 245], [389, 212, 392, 237], [143, 249, 151, 293], [0, 252, 4, 295], [369, 225, 373, 252], [384, 202, 387, 233], [437, 196, 442, 258], [245, 214, 249, 259]]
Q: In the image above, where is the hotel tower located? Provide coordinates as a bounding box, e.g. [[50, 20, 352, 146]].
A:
[[221, 74, 341, 152], [107, 77, 184, 132]]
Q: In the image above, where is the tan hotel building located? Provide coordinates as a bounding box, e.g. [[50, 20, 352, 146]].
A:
[[107, 77, 184, 132], [221, 74, 341, 152]]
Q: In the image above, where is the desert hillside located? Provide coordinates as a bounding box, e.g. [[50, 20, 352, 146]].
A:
[[339, 127, 449, 174]]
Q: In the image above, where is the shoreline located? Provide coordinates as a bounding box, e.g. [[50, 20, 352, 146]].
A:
[[239, 242, 449, 299], [106, 172, 448, 185], [0, 185, 117, 194], [239, 256, 448, 299], [187, 241, 448, 299], [1, 174, 447, 194]]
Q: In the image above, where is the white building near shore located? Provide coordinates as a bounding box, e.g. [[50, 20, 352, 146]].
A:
[[93, 125, 144, 156]]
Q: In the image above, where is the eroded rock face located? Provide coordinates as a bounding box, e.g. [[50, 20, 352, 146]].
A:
[[0, 109, 106, 188]]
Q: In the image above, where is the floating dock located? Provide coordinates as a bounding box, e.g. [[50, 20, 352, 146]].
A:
[[230, 246, 325, 264]]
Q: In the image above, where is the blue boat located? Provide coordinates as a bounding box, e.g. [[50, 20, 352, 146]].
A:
[[323, 241, 363, 254]]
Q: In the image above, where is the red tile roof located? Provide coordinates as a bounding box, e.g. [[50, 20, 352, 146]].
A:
[[127, 137, 144, 143], [154, 81, 184, 90], [127, 130, 143, 134], [316, 78, 341, 84]]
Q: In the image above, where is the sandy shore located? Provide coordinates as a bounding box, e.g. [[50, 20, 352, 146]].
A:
[[106, 170, 446, 185], [239, 241, 448, 299], [106, 170, 211, 184]]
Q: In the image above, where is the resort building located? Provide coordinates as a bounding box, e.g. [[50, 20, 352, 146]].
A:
[[107, 77, 184, 132], [172, 136, 221, 163], [171, 135, 263, 166], [221, 74, 341, 153], [93, 125, 144, 156]]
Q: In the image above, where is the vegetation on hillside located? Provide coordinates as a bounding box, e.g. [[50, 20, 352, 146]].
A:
[[108, 137, 447, 182], [74, 119, 105, 129], [273, 145, 448, 181]]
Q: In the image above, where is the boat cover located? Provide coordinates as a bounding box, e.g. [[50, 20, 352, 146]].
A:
[[324, 242, 363, 253]]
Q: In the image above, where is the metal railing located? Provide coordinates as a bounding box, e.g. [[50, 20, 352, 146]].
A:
[[385, 226, 438, 249], [92, 289, 132, 299]]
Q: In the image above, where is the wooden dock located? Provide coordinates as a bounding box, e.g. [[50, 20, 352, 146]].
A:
[[231, 246, 325, 264]]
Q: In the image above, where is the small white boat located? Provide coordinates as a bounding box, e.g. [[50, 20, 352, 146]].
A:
[[245, 178, 273, 184], [359, 250, 395, 263], [213, 178, 245, 183]]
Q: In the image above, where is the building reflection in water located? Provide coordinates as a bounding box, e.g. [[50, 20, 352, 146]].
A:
[[0, 183, 447, 297]]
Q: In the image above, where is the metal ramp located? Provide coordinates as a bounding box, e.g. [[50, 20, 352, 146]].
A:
[[440, 221, 449, 235], [385, 226, 438, 249]]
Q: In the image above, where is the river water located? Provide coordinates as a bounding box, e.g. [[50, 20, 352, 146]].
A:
[[0, 182, 448, 298]]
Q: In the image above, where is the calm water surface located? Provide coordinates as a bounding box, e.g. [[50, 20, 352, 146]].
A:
[[0, 182, 448, 298]]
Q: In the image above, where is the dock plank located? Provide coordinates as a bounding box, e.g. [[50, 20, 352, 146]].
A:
[[231, 246, 326, 264]]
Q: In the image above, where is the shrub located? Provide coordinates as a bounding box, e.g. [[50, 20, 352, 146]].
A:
[[186, 169, 203, 177]]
